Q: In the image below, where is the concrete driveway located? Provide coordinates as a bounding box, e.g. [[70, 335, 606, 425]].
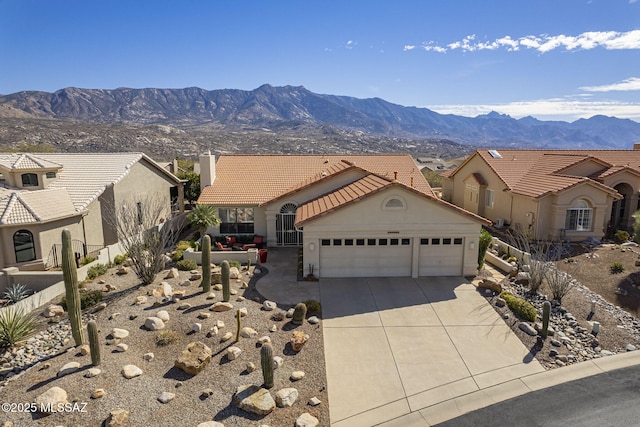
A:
[[321, 276, 545, 427]]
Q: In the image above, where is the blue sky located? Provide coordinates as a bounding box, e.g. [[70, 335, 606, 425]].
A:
[[1, 0, 639, 121]]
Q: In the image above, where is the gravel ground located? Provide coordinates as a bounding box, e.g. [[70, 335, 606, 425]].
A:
[[0, 262, 329, 427]]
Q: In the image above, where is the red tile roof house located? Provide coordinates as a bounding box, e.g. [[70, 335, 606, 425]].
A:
[[196, 153, 489, 278], [440, 148, 640, 242]]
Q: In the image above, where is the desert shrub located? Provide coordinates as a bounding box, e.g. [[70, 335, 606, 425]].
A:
[[156, 330, 179, 346], [0, 307, 35, 347], [173, 250, 184, 262], [500, 291, 537, 322], [176, 241, 191, 251], [271, 311, 286, 321], [478, 229, 493, 269], [177, 259, 197, 271], [614, 230, 630, 244], [228, 260, 241, 269], [113, 254, 127, 265], [80, 256, 95, 266], [3, 283, 31, 305], [86, 263, 108, 280], [609, 262, 625, 274], [61, 289, 103, 311], [303, 299, 322, 316]]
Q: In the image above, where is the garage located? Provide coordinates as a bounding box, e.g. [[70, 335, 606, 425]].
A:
[[319, 237, 412, 277], [418, 237, 464, 276]]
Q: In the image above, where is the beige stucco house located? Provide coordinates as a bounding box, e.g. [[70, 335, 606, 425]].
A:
[[197, 153, 489, 278], [0, 153, 184, 270], [440, 148, 640, 242]]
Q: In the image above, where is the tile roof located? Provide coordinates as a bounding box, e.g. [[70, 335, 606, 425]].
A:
[[197, 154, 431, 205], [451, 149, 638, 199], [0, 153, 62, 170], [0, 188, 77, 225]]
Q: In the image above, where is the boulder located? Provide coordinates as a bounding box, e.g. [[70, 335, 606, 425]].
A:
[[478, 278, 502, 293], [44, 305, 64, 318], [152, 282, 173, 297], [234, 384, 275, 415], [275, 387, 299, 407], [174, 341, 212, 375], [144, 317, 165, 331], [35, 387, 67, 413]]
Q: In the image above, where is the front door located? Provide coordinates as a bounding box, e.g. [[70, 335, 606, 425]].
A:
[[276, 203, 303, 246]]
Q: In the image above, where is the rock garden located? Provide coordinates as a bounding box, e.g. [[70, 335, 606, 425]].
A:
[[0, 233, 328, 426]]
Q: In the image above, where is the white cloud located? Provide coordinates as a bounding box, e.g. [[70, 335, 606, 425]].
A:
[[425, 98, 640, 121], [580, 77, 640, 92], [403, 45, 416, 51], [410, 30, 640, 54]]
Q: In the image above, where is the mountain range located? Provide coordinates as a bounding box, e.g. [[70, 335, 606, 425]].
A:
[[1, 84, 639, 153]]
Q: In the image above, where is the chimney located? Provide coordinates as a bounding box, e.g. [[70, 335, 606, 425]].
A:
[[199, 151, 216, 190], [634, 143, 640, 150]]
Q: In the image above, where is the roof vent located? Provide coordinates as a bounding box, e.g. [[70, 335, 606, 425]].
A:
[[488, 150, 502, 159]]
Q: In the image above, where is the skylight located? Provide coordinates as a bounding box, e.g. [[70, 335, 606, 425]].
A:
[[488, 150, 502, 159]]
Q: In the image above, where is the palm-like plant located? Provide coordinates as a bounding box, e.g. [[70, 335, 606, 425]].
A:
[[0, 307, 36, 347], [187, 204, 220, 237], [3, 283, 31, 305]]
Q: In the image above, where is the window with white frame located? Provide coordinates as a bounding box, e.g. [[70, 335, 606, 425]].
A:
[[219, 208, 254, 234], [565, 200, 592, 231], [485, 189, 494, 208]]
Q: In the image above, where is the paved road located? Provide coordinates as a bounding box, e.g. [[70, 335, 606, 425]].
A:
[[436, 364, 640, 427]]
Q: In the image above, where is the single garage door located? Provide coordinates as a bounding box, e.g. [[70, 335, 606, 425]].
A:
[[418, 237, 464, 276], [320, 237, 412, 277]]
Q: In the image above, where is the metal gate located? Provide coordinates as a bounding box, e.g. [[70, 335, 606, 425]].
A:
[[276, 203, 303, 246]]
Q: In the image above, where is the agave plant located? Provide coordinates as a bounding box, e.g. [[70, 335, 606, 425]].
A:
[[3, 283, 31, 305], [0, 307, 36, 347]]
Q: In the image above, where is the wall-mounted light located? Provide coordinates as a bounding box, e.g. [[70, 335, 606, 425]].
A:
[[309, 243, 315, 251]]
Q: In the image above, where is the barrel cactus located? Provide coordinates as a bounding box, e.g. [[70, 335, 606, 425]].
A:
[[62, 229, 84, 346], [87, 320, 101, 366], [541, 300, 551, 339], [260, 342, 274, 389], [292, 302, 307, 325], [221, 260, 230, 302], [201, 235, 211, 293]]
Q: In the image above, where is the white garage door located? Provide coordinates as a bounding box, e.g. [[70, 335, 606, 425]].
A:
[[418, 237, 464, 276], [320, 237, 412, 277]]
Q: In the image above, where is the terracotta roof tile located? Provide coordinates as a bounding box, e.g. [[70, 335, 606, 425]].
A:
[[197, 154, 431, 205]]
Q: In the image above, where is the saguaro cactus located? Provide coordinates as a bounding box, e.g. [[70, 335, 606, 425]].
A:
[[62, 229, 84, 346], [235, 309, 242, 342], [201, 235, 211, 293], [87, 320, 101, 366], [221, 260, 230, 302], [261, 342, 274, 389], [292, 302, 307, 325], [541, 300, 551, 339]]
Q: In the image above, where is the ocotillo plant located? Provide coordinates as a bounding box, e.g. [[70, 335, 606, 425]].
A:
[[87, 320, 101, 366], [292, 302, 307, 325], [541, 300, 551, 339], [62, 229, 84, 346], [201, 235, 211, 293], [235, 309, 242, 342], [221, 260, 230, 302], [261, 342, 274, 389]]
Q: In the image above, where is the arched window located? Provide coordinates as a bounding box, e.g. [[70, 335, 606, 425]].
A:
[[21, 173, 38, 187], [565, 199, 592, 231], [383, 196, 406, 211], [280, 203, 297, 214], [13, 230, 36, 263]]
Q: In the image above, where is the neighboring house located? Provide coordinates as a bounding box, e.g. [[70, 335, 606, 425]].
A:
[[197, 153, 489, 278], [0, 153, 184, 270], [440, 148, 640, 242]]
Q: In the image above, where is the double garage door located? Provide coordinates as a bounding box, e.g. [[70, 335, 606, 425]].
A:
[[319, 237, 464, 278]]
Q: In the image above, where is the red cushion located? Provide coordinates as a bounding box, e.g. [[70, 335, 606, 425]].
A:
[[253, 236, 264, 244], [217, 242, 224, 250]]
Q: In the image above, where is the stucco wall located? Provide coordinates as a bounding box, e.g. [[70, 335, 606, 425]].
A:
[[301, 187, 483, 277], [551, 183, 612, 241]]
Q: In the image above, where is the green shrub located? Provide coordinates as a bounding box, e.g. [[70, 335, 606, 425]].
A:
[[61, 289, 103, 311], [614, 230, 630, 244], [86, 263, 108, 280], [228, 260, 241, 269], [156, 330, 179, 346], [173, 250, 184, 262], [478, 229, 493, 269], [500, 291, 537, 322], [0, 307, 36, 347], [176, 241, 191, 251], [80, 256, 95, 266], [113, 254, 127, 265], [609, 262, 625, 274], [177, 259, 197, 271], [302, 299, 322, 316], [3, 283, 31, 304]]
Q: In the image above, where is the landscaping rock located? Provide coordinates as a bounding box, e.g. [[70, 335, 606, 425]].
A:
[[238, 307, 248, 316], [258, 336, 271, 345], [158, 391, 176, 403], [229, 267, 240, 279], [174, 341, 212, 375], [263, 301, 277, 311], [197, 422, 225, 427], [143, 352, 155, 361], [308, 396, 321, 406], [58, 361, 80, 377], [221, 332, 233, 342], [240, 327, 258, 338], [85, 368, 101, 378], [112, 328, 129, 339], [275, 387, 298, 407], [307, 316, 320, 325], [115, 343, 128, 352], [105, 408, 129, 427], [122, 365, 143, 379], [91, 388, 105, 399], [44, 305, 64, 318], [246, 362, 256, 373], [35, 387, 67, 413], [234, 384, 276, 415], [290, 371, 305, 381], [211, 302, 233, 312], [80, 344, 90, 356], [156, 310, 170, 322], [227, 346, 242, 360], [291, 331, 310, 351], [495, 297, 506, 307], [177, 303, 192, 310], [192, 323, 202, 333], [518, 322, 537, 336], [165, 268, 179, 279], [295, 413, 319, 427], [273, 356, 284, 369], [152, 282, 173, 297], [145, 317, 165, 331]]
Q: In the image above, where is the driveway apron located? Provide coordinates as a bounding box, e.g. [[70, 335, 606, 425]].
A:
[[321, 276, 544, 427]]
